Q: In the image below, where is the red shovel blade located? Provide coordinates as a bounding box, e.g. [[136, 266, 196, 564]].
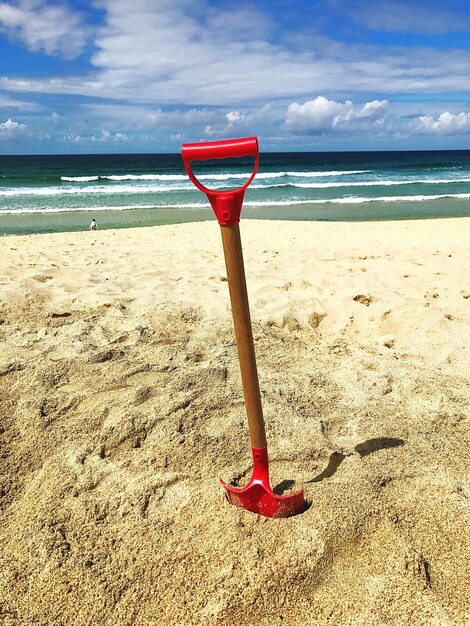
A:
[[220, 447, 305, 518]]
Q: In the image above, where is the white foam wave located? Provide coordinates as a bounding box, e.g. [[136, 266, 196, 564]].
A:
[[0, 203, 209, 215], [3, 175, 470, 199], [0, 184, 194, 197], [193, 170, 370, 180], [244, 193, 470, 206], [57, 169, 371, 183], [293, 177, 470, 189], [332, 193, 470, 204], [284, 170, 370, 177], [102, 174, 187, 181], [1, 180, 289, 196], [61, 176, 99, 182], [62, 173, 255, 182], [3, 192, 470, 215]]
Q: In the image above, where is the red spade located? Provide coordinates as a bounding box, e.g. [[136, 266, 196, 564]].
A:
[[181, 137, 305, 518]]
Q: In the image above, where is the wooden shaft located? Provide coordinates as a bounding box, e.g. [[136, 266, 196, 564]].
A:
[[220, 224, 267, 449]]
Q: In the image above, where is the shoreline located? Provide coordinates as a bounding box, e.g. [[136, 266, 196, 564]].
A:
[[2, 213, 470, 239], [1, 198, 470, 235]]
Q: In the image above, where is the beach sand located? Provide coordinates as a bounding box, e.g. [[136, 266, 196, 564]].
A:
[[0, 218, 469, 626]]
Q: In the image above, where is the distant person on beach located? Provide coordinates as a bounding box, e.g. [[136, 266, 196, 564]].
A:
[[88, 218, 98, 231]]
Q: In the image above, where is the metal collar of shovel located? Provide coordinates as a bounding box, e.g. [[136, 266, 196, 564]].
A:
[[181, 136, 305, 518]]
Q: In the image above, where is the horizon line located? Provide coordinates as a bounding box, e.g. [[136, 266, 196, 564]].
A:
[[1, 147, 470, 158]]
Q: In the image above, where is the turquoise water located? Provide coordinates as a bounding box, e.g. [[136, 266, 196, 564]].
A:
[[1, 151, 470, 234]]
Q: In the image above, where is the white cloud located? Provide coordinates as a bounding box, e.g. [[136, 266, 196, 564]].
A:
[[79, 103, 219, 132], [2, 1, 470, 108], [0, 1, 470, 151], [0, 117, 24, 130], [412, 111, 470, 135], [204, 4, 274, 42], [85, 1, 401, 105], [204, 110, 247, 135], [226, 111, 246, 125], [285, 97, 351, 133], [65, 129, 130, 144], [0, 93, 36, 109], [285, 97, 388, 134], [90, 130, 129, 143], [0, 117, 25, 137], [355, 100, 388, 119], [66, 133, 82, 143], [350, 1, 470, 34], [0, 0, 90, 59]]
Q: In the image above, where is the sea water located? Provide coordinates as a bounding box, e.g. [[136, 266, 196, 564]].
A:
[[0, 150, 470, 234]]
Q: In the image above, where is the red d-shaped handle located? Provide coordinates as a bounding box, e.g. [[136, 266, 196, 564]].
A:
[[181, 136, 259, 226], [182, 137, 259, 162]]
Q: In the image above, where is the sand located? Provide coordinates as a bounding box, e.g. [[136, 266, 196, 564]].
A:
[[0, 218, 469, 626]]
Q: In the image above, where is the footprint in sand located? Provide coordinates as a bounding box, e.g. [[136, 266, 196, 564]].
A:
[[32, 274, 53, 283], [353, 294, 374, 306], [133, 386, 153, 406], [308, 312, 326, 328]]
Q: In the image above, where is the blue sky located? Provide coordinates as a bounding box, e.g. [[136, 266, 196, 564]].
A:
[[0, 0, 470, 153]]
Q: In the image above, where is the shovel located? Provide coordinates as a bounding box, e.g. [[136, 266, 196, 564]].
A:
[[181, 136, 305, 518]]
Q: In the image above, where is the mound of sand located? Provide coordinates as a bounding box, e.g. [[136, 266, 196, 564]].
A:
[[0, 219, 469, 625]]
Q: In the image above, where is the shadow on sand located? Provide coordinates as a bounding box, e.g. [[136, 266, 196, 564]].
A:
[[307, 437, 406, 484], [270, 437, 405, 501]]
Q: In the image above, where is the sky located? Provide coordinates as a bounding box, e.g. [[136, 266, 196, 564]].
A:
[[0, 0, 470, 154]]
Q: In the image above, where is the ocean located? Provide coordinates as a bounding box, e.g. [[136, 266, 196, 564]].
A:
[[1, 150, 470, 234]]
